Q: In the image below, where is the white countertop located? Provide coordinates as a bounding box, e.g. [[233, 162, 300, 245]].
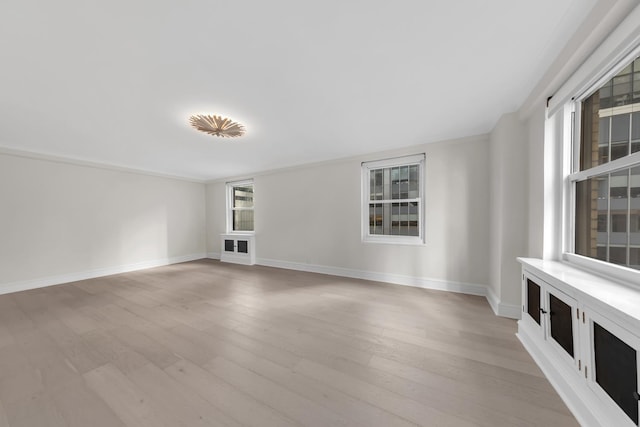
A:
[[518, 258, 640, 328]]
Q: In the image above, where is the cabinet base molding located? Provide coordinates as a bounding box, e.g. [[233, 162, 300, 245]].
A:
[[517, 325, 605, 427]]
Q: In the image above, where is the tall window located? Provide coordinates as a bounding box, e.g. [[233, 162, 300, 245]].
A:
[[362, 154, 425, 244], [573, 54, 640, 271], [227, 180, 254, 232]]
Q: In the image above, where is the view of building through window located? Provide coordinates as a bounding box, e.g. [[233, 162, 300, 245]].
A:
[[231, 183, 254, 231], [575, 56, 640, 270], [369, 164, 420, 236]]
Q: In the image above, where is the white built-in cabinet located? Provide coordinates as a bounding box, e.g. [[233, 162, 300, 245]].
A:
[[518, 258, 640, 427], [220, 234, 255, 265]]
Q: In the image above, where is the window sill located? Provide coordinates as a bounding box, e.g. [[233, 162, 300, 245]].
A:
[[362, 236, 425, 246], [562, 253, 640, 289], [518, 257, 640, 328]]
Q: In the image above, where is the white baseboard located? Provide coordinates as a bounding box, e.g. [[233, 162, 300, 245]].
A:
[[256, 257, 488, 297], [0, 253, 207, 296], [207, 252, 221, 260], [486, 286, 522, 319]]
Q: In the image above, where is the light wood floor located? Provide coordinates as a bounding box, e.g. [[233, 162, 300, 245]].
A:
[[0, 259, 578, 427]]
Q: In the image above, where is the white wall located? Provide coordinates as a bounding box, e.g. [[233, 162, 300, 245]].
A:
[[488, 112, 528, 316], [0, 153, 206, 292], [207, 135, 491, 292], [526, 104, 545, 259]]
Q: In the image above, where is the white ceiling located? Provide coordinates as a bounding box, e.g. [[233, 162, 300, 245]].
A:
[[0, 0, 596, 181]]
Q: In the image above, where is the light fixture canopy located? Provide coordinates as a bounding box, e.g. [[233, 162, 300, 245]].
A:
[[189, 114, 245, 138]]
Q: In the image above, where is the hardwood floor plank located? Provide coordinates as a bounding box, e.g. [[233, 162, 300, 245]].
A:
[[107, 326, 181, 369], [40, 319, 106, 375], [164, 359, 299, 427], [294, 358, 477, 427], [128, 363, 239, 427], [83, 363, 174, 427], [369, 355, 571, 415], [204, 356, 354, 427], [81, 330, 148, 375], [5, 391, 69, 427], [0, 364, 43, 406], [197, 337, 416, 427], [51, 379, 127, 427], [0, 399, 9, 427]]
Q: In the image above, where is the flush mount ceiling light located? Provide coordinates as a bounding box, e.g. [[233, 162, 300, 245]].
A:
[[189, 114, 245, 138]]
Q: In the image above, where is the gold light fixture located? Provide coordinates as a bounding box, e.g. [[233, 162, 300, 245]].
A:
[[189, 114, 245, 138]]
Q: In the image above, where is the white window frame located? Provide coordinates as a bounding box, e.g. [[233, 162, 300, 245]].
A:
[[563, 46, 640, 286], [361, 154, 425, 245], [226, 179, 254, 234]]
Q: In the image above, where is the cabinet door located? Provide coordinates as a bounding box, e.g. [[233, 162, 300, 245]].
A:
[[224, 239, 235, 252], [522, 274, 545, 339], [587, 309, 640, 426], [546, 287, 578, 367], [237, 240, 248, 254], [527, 278, 542, 325]]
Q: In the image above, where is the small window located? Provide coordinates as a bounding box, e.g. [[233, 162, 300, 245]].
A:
[[226, 180, 254, 232], [361, 154, 425, 244]]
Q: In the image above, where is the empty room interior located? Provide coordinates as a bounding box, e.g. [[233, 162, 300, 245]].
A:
[[2, 1, 640, 426]]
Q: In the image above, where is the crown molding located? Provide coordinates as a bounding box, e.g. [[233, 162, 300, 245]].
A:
[[0, 146, 206, 183]]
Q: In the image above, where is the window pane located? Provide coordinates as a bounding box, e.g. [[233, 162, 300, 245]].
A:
[[612, 75, 632, 106], [609, 246, 627, 265], [369, 203, 384, 235], [634, 71, 640, 104], [599, 82, 612, 109], [233, 185, 254, 208], [383, 168, 391, 200], [632, 166, 640, 198], [632, 112, 640, 154], [581, 55, 640, 171], [233, 209, 254, 231], [372, 166, 422, 201], [369, 170, 375, 200], [576, 178, 603, 260], [409, 165, 419, 198], [391, 167, 400, 199], [630, 248, 640, 270], [632, 112, 640, 141], [400, 166, 409, 199], [611, 115, 630, 162], [576, 168, 640, 269], [370, 169, 384, 201], [631, 167, 640, 248]]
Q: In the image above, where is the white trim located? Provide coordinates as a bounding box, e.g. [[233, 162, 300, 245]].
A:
[[226, 179, 255, 233], [598, 102, 640, 118], [256, 257, 486, 296], [518, 0, 635, 121], [0, 146, 206, 183], [563, 252, 640, 287], [558, 19, 640, 286], [0, 253, 206, 296], [569, 149, 640, 182], [548, 3, 640, 115], [207, 252, 221, 260], [362, 154, 426, 169], [486, 286, 522, 319], [361, 153, 425, 245]]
